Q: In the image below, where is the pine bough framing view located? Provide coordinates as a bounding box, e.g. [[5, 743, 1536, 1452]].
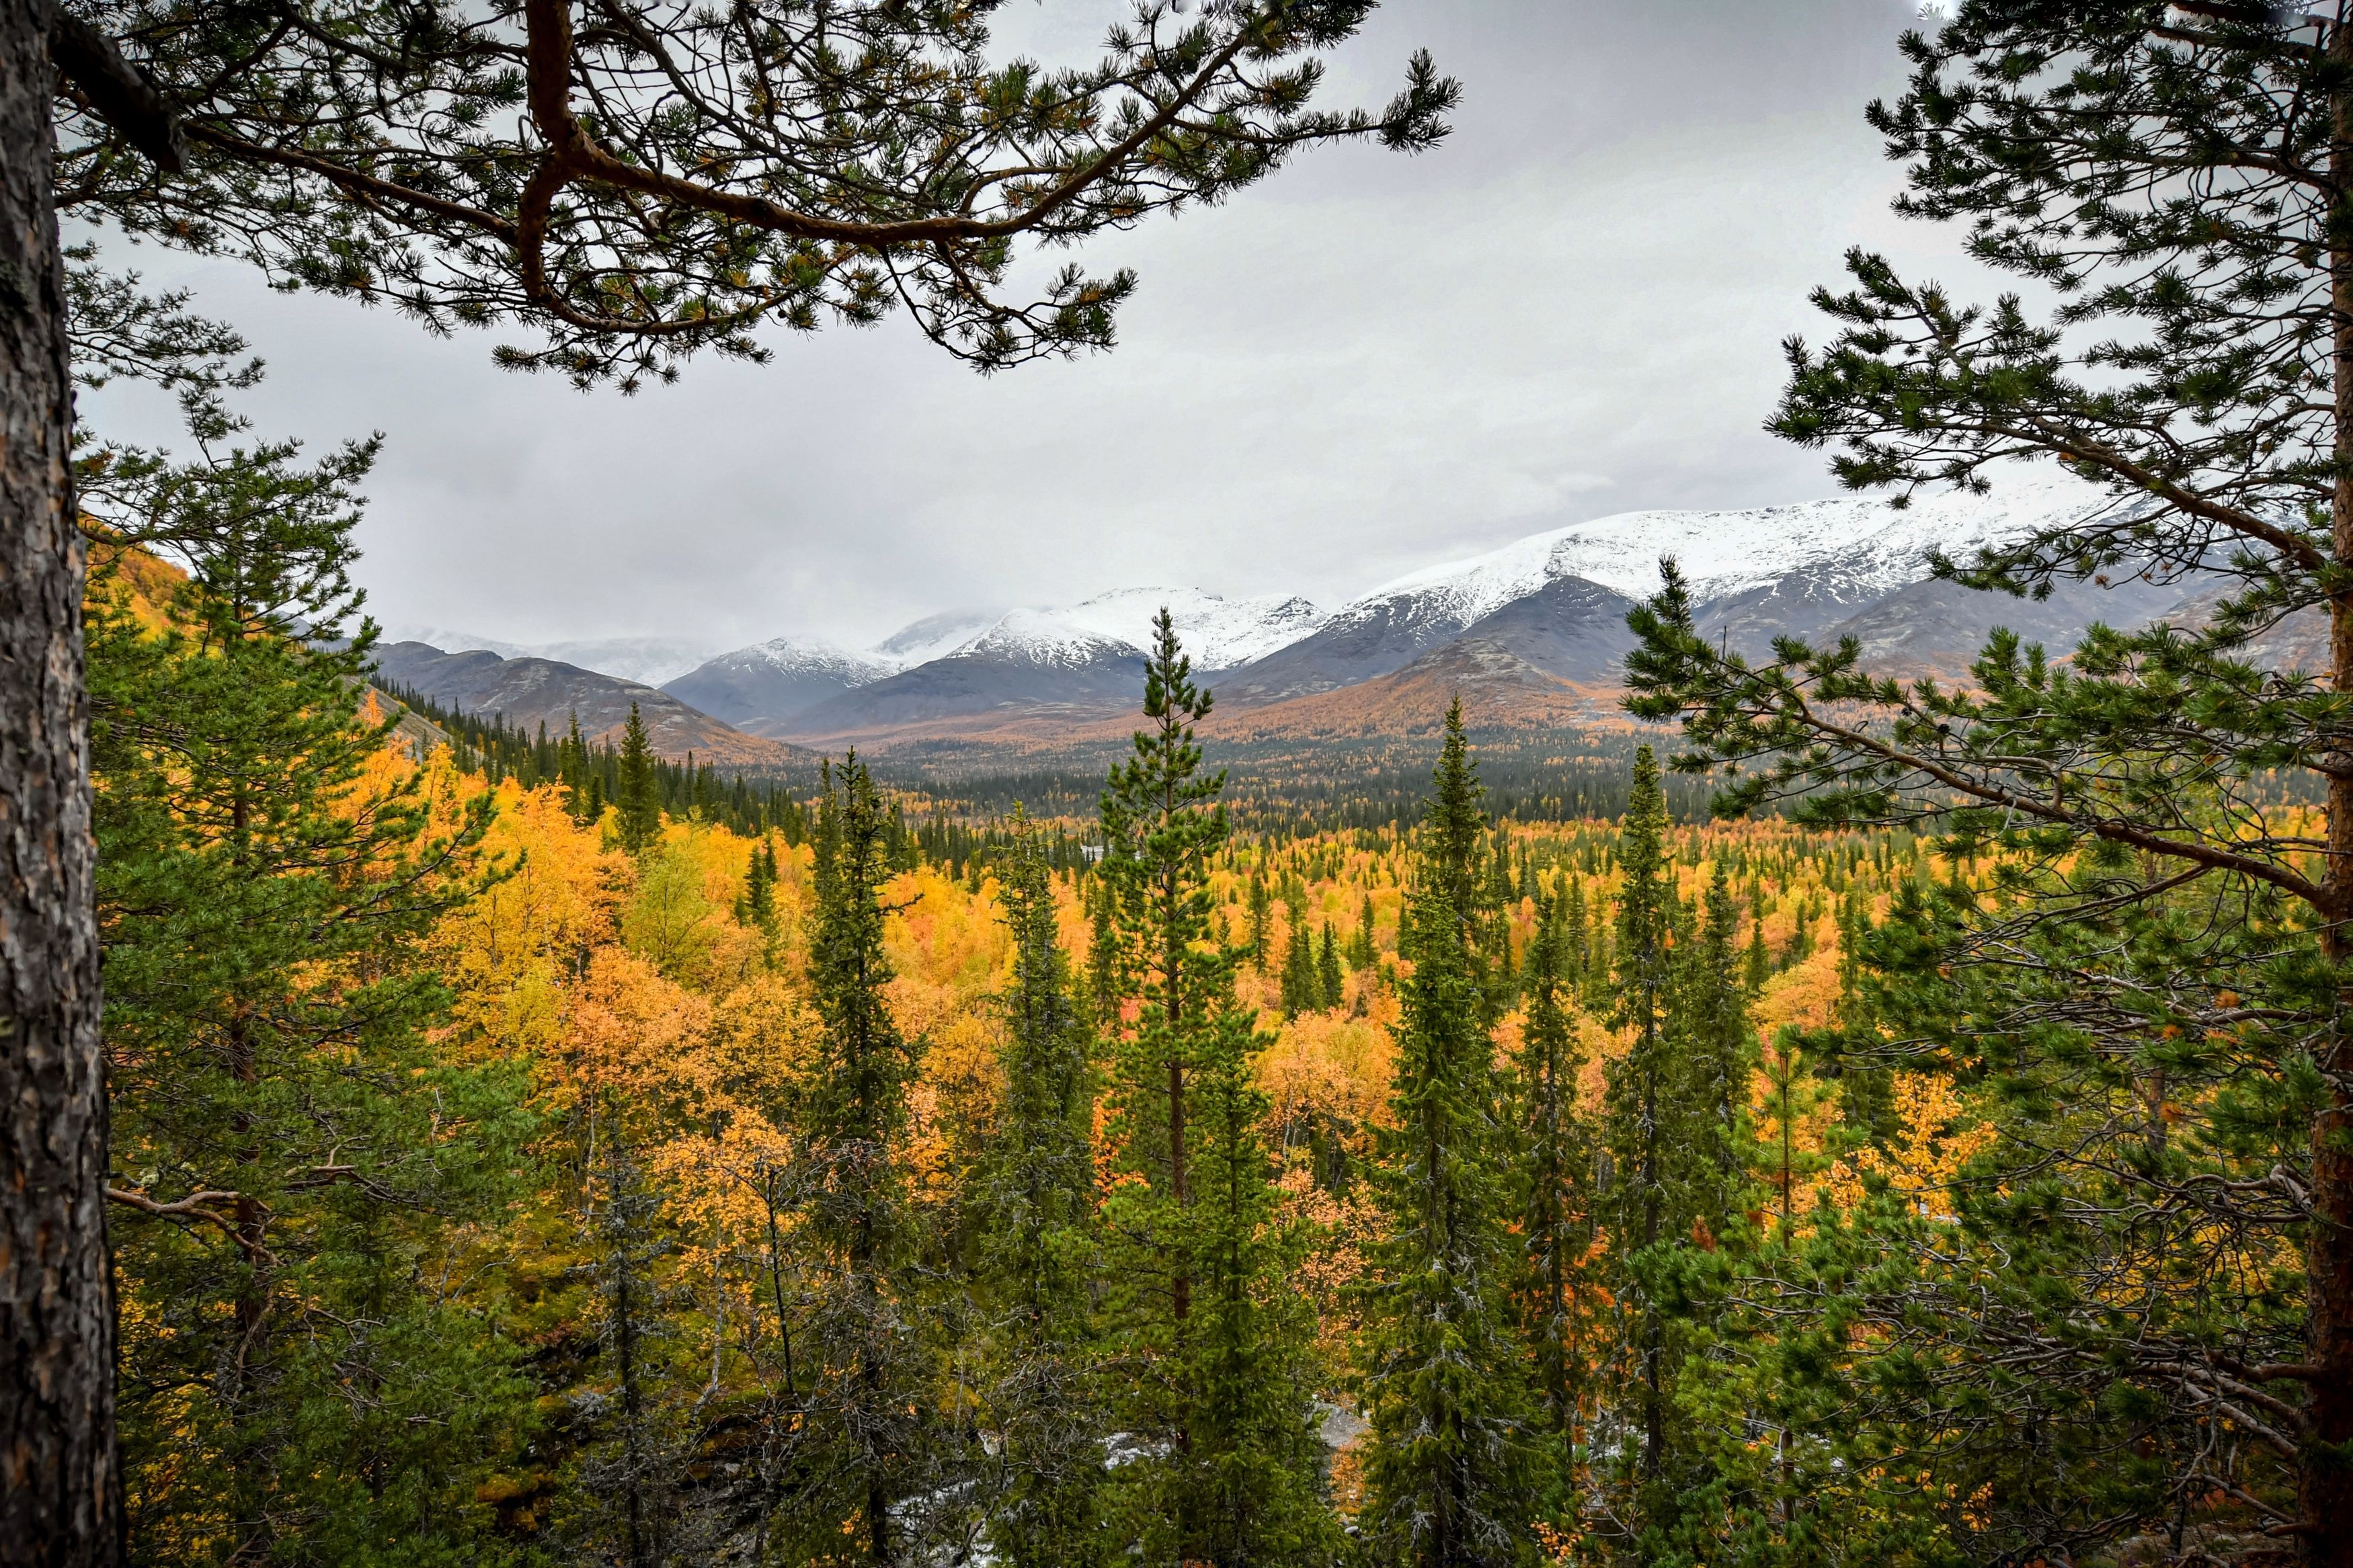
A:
[[8, 3, 2353, 1567]]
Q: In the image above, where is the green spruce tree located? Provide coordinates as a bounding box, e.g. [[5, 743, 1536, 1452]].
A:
[[1510, 889, 1597, 1499], [614, 704, 662, 854], [1359, 703, 1538, 1568], [87, 413, 531, 1563], [777, 755, 932, 1565], [978, 815, 1109, 1567], [1096, 611, 1330, 1564]]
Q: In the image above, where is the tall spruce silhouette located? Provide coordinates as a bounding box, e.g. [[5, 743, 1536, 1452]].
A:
[[1359, 702, 1537, 1568]]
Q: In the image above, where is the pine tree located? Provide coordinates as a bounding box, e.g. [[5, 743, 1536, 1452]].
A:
[[1620, 9, 2353, 1552], [1279, 919, 1317, 1018], [1096, 612, 1328, 1564], [1359, 703, 1537, 1568], [1675, 869, 1753, 1215], [1317, 922, 1345, 1011], [735, 835, 780, 950], [978, 817, 1109, 1567], [1349, 893, 1380, 969], [87, 431, 530, 1561], [614, 704, 662, 854], [1596, 745, 1681, 1531], [1248, 868, 1273, 970], [1511, 889, 1597, 1495], [776, 754, 930, 1565], [1152, 989, 1338, 1568]]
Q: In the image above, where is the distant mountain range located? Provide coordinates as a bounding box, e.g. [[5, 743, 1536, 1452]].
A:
[[378, 472, 2262, 758], [371, 643, 804, 768]]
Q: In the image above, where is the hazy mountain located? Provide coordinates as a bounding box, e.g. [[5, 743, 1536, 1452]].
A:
[[378, 624, 719, 686], [873, 610, 1004, 666], [371, 642, 795, 766], [662, 636, 895, 731], [750, 589, 1325, 737], [528, 636, 720, 686], [785, 610, 1147, 739], [440, 470, 2194, 750]]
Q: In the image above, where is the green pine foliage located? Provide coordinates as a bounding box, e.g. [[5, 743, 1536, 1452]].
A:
[[1619, 5, 2353, 1558], [1509, 888, 1598, 1503], [1096, 611, 1332, 1565], [1590, 745, 1754, 1561], [776, 754, 934, 1564], [1358, 704, 1539, 1568], [612, 704, 663, 854], [87, 421, 534, 1563], [978, 817, 1110, 1568]]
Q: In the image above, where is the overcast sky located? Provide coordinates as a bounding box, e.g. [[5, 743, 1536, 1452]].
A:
[[81, 0, 1975, 652]]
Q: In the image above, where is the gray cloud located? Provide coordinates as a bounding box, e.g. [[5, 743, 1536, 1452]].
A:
[[80, 0, 1979, 651]]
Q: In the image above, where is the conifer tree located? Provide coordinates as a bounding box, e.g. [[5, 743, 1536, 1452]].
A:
[[1595, 745, 1683, 1534], [1511, 889, 1597, 1492], [978, 817, 1108, 1567], [1675, 869, 1753, 1209], [735, 835, 780, 949], [1349, 893, 1380, 969], [1620, 9, 2353, 1552], [1359, 703, 1537, 1568], [1099, 608, 1227, 1237], [1151, 988, 1338, 1568], [776, 755, 931, 1565], [614, 704, 662, 854], [1318, 922, 1345, 1010], [86, 423, 529, 1561], [1096, 613, 1328, 1564], [1280, 919, 1318, 1018]]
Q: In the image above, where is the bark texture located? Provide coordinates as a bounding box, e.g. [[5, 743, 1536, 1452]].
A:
[[0, 1, 118, 1561]]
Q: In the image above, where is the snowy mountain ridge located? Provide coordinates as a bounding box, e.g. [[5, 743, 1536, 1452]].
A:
[[1349, 471, 2109, 637]]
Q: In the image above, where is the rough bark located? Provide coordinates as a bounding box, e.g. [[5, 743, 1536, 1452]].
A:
[[0, 1, 118, 1562]]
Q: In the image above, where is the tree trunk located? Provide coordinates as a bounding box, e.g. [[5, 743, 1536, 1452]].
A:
[[2317, 20, 2353, 1568], [0, 2, 118, 1563]]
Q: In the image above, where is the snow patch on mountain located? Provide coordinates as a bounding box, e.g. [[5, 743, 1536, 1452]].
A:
[[716, 635, 895, 686], [947, 608, 1137, 670], [379, 625, 718, 686], [1049, 587, 1330, 670], [873, 610, 1005, 667], [1351, 471, 2110, 633]]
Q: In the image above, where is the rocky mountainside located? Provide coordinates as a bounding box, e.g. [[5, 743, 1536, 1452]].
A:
[[682, 587, 1329, 738], [371, 642, 798, 766], [381, 625, 719, 686], [432, 470, 2270, 754], [662, 636, 896, 731]]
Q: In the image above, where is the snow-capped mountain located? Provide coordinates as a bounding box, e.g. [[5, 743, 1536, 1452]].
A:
[[1351, 471, 2104, 630], [1043, 587, 1330, 671], [380, 624, 719, 686], [873, 610, 1004, 667], [426, 469, 2182, 745], [696, 589, 1330, 734], [662, 636, 896, 732], [1224, 472, 2114, 700]]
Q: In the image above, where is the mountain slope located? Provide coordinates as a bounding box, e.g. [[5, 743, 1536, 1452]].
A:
[[663, 637, 895, 729], [1224, 472, 2114, 703], [371, 643, 797, 766], [781, 612, 1146, 739]]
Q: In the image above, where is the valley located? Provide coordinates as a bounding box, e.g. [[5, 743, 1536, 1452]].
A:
[[379, 471, 2276, 772]]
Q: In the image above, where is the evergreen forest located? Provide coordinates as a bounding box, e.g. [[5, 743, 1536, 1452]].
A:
[[8, 3, 2353, 1568]]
